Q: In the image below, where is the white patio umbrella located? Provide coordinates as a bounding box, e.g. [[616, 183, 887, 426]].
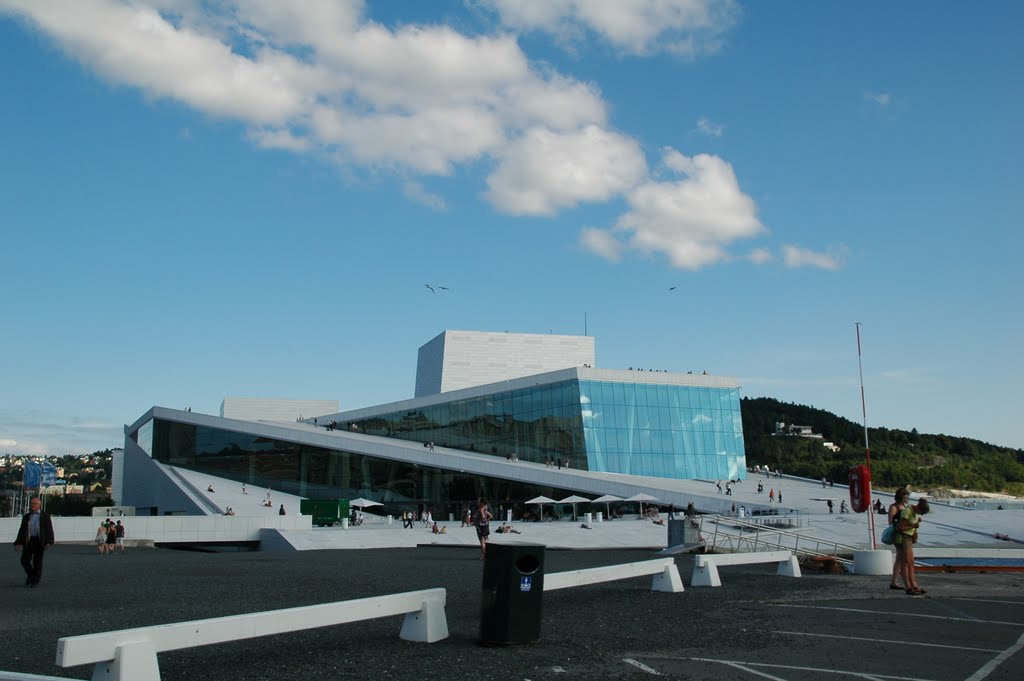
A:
[[348, 498, 383, 509], [558, 494, 591, 521], [591, 494, 624, 518], [624, 493, 659, 516], [525, 495, 556, 520]]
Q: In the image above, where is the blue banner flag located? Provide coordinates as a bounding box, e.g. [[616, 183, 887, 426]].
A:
[[23, 462, 41, 488], [42, 462, 58, 486]]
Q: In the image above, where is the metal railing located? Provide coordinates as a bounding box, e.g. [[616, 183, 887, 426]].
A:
[[698, 514, 859, 565]]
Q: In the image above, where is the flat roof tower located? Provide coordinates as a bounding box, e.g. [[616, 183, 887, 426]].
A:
[[414, 330, 595, 397]]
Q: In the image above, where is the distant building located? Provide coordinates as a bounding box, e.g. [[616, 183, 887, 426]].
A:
[[774, 422, 824, 439]]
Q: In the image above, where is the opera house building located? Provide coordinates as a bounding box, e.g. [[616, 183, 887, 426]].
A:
[[118, 331, 746, 518]]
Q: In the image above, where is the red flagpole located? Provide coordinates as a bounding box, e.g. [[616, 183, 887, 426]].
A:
[[856, 323, 877, 549]]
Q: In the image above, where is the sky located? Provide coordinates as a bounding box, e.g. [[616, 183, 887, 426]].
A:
[[1, 0, 1022, 458]]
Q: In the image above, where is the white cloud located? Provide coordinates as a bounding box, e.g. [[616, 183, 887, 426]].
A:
[[781, 244, 847, 271], [748, 247, 772, 264], [248, 128, 311, 152], [0, 0, 616, 207], [695, 116, 725, 137], [403, 181, 447, 210], [481, 0, 740, 57], [866, 91, 891, 106], [880, 369, 940, 385], [0, 409, 122, 456], [3, 0, 318, 125], [579, 227, 623, 262], [581, 148, 763, 269], [486, 125, 647, 215]]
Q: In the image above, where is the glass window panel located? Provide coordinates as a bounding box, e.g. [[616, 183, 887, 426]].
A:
[[645, 384, 659, 408], [675, 388, 691, 410], [583, 383, 596, 405]]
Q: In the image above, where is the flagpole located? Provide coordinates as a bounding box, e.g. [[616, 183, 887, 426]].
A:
[[856, 323, 877, 549]]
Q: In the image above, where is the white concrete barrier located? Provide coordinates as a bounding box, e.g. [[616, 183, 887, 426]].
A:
[[853, 549, 893, 575], [56, 588, 448, 681], [0, 515, 311, 545], [544, 558, 683, 593], [691, 550, 801, 587]]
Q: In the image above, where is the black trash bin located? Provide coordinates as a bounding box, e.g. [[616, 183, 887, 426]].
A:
[[480, 542, 546, 644]]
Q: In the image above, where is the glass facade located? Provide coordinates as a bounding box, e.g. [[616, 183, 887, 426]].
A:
[[580, 381, 745, 480], [349, 380, 586, 468], [346, 378, 746, 480], [139, 376, 745, 517], [147, 418, 583, 519]]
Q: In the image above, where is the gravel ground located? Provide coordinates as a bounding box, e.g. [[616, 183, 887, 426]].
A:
[[3, 544, 1023, 680]]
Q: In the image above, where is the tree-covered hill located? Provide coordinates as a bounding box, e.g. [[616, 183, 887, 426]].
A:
[[741, 397, 1024, 494]]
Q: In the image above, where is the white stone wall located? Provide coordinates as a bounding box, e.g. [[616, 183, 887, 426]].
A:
[[414, 332, 446, 397], [415, 330, 595, 396]]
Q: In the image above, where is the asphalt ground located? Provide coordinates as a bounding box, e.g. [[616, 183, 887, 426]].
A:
[[3, 544, 1023, 681]]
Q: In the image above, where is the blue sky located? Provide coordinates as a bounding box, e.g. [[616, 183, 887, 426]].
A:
[[1, 0, 1021, 457]]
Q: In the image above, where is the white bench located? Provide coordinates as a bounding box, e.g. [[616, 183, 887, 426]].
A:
[[544, 557, 684, 593], [55, 588, 448, 681], [691, 550, 801, 587]]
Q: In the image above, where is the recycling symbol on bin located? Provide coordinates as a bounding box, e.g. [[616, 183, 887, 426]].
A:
[[520, 576, 532, 592]]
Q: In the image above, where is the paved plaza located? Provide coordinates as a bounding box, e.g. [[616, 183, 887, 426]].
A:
[[3, 544, 1022, 680]]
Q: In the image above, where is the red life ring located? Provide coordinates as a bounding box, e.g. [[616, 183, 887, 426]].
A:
[[848, 465, 872, 513]]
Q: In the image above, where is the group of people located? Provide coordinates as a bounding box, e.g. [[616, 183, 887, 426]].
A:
[[543, 457, 571, 469], [887, 488, 931, 595], [401, 510, 435, 528], [94, 517, 126, 556], [825, 499, 849, 514], [752, 481, 782, 503], [750, 465, 782, 478]]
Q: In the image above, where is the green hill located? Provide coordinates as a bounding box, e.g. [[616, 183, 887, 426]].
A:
[[741, 397, 1024, 495]]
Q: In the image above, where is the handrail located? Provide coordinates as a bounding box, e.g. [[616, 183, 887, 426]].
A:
[[698, 514, 859, 565]]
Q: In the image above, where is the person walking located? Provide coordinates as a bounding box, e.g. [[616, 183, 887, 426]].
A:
[[887, 488, 910, 590], [94, 522, 108, 555], [105, 521, 117, 556], [895, 497, 930, 595], [115, 520, 126, 554], [14, 496, 55, 587], [473, 497, 493, 561]]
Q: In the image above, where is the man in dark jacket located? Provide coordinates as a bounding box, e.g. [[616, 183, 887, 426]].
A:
[[14, 496, 55, 587]]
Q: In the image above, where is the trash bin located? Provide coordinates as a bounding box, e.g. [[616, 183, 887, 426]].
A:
[[341, 518, 349, 529], [596, 511, 603, 522], [584, 512, 592, 525], [480, 543, 546, 644], [386, 515, 393, 525]]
